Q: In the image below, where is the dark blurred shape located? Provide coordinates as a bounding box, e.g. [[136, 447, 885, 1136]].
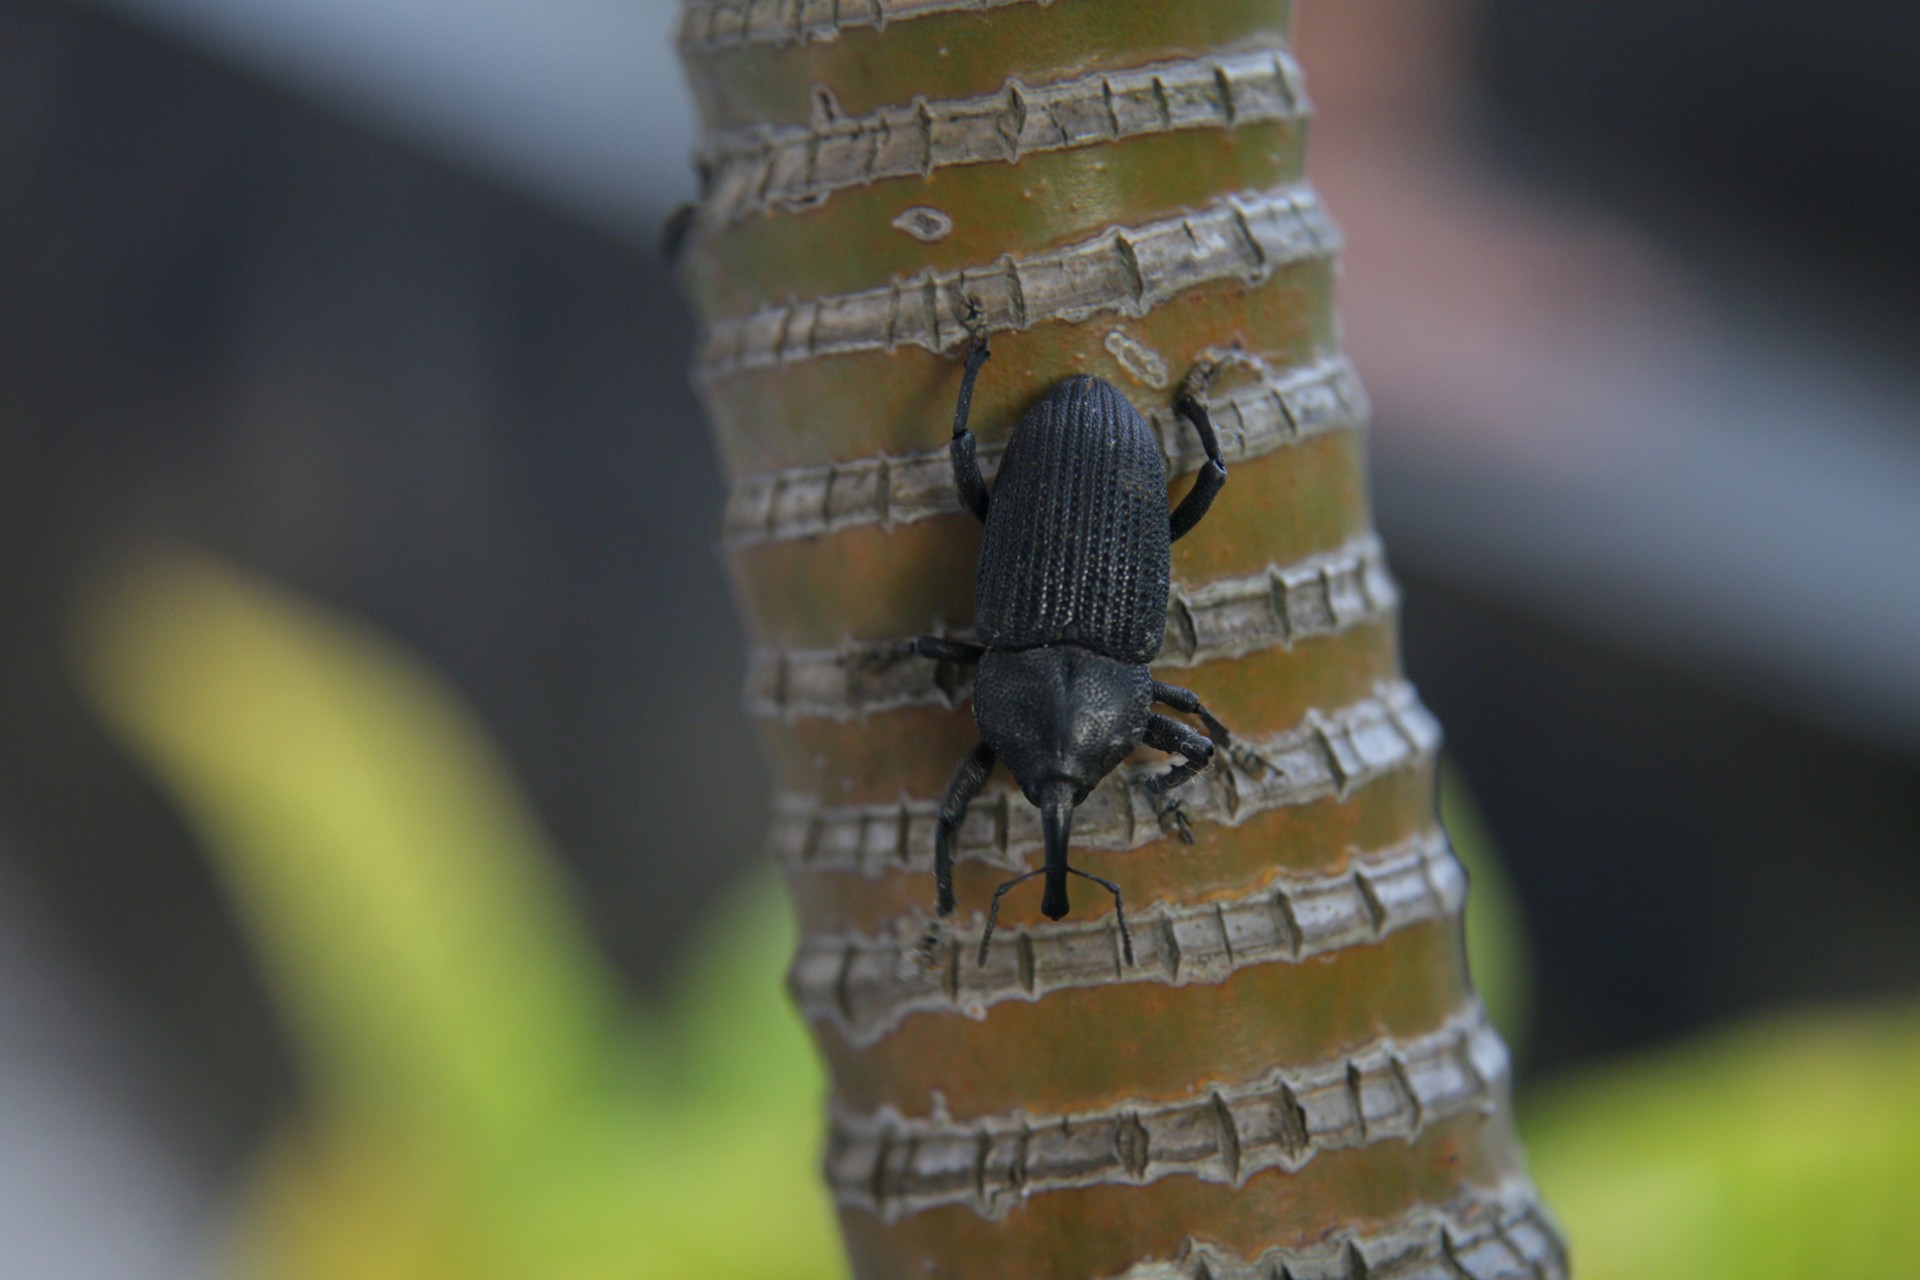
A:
[[1301, 1, 1920, 756], [1296, 0, 1920, 1077], [1405, 573, 1920, 1070], [1479, 0, 1920, 345], [85, 0, 696, 237], [0, 0, 760, 1173]]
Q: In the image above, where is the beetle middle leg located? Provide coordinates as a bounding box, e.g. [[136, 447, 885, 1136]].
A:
[[1142, 712, 1217, 843], [899, 636, 985, 665], [868, 637, 984, 717]]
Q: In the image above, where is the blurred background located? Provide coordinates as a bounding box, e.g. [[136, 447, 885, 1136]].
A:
[[0, 0, 1916, 1276]]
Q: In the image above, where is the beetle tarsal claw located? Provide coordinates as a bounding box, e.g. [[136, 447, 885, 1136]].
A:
[[856, 637, 929, 675], [960, 295, 991, 347], [1152, 793, 1196, 844], [1230, 743, 1273, 776], [901, 918, 955, 979], [859, 638, 917, 671], [1179, 360, 1221, 406]]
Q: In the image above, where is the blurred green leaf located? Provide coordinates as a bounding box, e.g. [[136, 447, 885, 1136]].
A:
[[1526, 1002, 1920, 1280], [75, 551, 842, 1280]]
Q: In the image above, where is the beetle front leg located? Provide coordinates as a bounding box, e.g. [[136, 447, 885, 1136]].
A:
[[1169, 363, 1228, 542], [949, 310, 993, 523], [1142, 713, 1216, 843], [1151, 680, 1232, 744], [1144, 711, 1218, 793], [1152, 679, 1268, 775], [933, 740, 997, 916]]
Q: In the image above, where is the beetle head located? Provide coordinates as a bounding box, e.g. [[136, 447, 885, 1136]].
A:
[[974, 645, 1153, 807]]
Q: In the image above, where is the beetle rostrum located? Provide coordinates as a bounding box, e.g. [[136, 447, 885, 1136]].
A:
[[899, 319, 1235, 967]]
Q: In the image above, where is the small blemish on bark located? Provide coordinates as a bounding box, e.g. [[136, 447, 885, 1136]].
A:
[[891, 206, 955, 242], [1104, 329, 1170, 389], [809, 85, 843, 127]]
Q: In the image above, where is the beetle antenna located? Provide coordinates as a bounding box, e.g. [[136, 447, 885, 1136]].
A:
[[974, 865, 1135, 967], [979, 868, 1045, 966], [1067, 867, 1135, 966]]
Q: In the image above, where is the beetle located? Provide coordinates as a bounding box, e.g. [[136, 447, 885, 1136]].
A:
[[896, 320, 1236, 966]]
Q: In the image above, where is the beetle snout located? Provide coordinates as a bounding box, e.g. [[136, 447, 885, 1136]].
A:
[[1023, 778, 1087, 809], [1035, 780, 1076, 921]]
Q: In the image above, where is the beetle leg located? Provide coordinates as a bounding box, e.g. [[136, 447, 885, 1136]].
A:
[[1169, 366, 1228, 542], [866, 635, 985, 673], [1228, 742, 1274, 777], [1143, 712, 1216, 842], [934, 741, 997, 918], [961, 294, 991, 343], [1153, 679, 1268, 774], [1151, 680, 1233, 744], [1144, 712, 1216, 793], [1142, 714, 1215, 842], [658, 201, 699, 264], [949, 322, 994, 523], [1151, 796, 1194, 844], [903, 915, 955, 978], [866, 636, 985, 708], [909, 636, 986, 665]]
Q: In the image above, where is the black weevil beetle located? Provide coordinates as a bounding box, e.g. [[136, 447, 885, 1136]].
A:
[[897, 320, 1236, 967]]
